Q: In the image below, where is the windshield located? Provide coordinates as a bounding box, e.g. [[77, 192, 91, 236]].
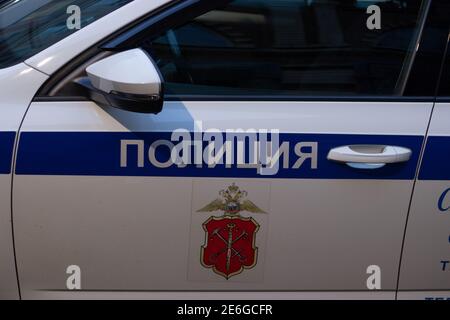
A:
[[0, 0, 133, 69]]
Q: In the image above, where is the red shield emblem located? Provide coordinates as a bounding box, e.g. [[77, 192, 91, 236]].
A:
[[201, 216, 259, 279]]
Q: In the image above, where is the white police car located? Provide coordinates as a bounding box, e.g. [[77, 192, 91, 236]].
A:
[[0, 0, 449, 300]]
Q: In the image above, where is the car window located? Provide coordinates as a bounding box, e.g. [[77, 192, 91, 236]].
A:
[[0, 0, 132, 69], [143, 0, 428, 96], [438, 37, 450, 97]]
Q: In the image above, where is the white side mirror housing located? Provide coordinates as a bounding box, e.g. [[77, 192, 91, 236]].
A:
[[81, 48, 163, 114]]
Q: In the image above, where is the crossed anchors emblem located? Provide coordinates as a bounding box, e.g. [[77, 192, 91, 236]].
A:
[[197, 183, 265, 279]]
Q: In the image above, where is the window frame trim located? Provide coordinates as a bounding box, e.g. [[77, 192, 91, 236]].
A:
[[37, 0, 448, 101]]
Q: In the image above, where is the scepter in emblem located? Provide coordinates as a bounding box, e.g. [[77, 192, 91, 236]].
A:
[[226, 223, 235, 272], [210, 227, 248, 263]]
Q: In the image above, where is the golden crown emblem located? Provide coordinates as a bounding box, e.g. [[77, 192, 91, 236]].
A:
[[197, 183, 266, 216]]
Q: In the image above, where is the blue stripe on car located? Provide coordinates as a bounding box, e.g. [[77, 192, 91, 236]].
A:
[[418, 136, 450, 181], [0, 132, 15, 174], [15, 132, 423, 179]]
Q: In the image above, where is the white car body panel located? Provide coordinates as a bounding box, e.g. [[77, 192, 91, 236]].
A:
[[27, 290, 394, 300], [22, 101, 431, 135], [397, 103, 450, 298], [0, 175, 17, 300], [426, 103, 450, 136], [0, 64, 48, 131], [0, 63, 47, 299]]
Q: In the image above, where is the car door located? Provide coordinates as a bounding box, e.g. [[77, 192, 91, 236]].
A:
[[398, 20, 450, 300], [12, 0, 446, 299]]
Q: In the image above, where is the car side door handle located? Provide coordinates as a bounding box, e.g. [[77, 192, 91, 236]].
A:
[[327, 145, 412, 169]]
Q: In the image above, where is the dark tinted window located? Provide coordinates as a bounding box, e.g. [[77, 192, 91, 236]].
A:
[[144, 0, 427, 96], [0, 0, 132, 69], [438, 34, 450, 97]]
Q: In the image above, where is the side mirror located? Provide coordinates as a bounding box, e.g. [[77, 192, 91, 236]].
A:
[[78, 48, 164, 114]]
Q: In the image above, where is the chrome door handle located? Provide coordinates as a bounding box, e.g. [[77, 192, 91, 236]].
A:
[[327, 145, 412, 169]]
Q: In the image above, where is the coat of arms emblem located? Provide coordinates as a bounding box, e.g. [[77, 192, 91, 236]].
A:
[[197, 183, 265, 279]]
